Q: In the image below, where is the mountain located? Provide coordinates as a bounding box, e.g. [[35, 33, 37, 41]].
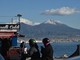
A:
[[19, 19, 80, 39]]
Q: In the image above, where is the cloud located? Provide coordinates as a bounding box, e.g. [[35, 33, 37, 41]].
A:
[[20, 18, 33, 25], [41, 7, 80, 16]]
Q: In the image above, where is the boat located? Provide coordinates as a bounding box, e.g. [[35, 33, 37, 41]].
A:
[[68, 44, 80, 58], [0, 14, 22, 60], [0, 23, 21, 59]]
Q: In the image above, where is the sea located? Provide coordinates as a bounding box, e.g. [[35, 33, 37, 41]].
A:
[[18, 42, 80, 58]]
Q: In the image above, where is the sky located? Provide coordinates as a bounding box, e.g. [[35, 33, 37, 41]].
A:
[[0, 0, 80, 29]]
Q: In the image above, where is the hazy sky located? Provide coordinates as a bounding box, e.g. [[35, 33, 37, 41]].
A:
[[0, 0, 80, 29]]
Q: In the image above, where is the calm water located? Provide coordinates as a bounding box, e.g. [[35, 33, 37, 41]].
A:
[[52, 42, 79, 58], [18, 42, 80, 58]]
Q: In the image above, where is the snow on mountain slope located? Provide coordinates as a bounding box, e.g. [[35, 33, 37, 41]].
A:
[[20, 18, 63, 26], [44, 19, 63, 25]]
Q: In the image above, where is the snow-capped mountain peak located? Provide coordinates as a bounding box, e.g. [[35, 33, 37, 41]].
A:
[[44, 19, 62, 25]]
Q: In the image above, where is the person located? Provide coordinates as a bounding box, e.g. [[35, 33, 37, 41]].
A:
[[41, 38, 53, 60], [20, 41, 25, 48], [27, 39, 40, 60], [20, 41, 26, 60]]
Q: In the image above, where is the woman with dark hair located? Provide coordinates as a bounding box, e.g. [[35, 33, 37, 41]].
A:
[[27, 39, 40, 60]]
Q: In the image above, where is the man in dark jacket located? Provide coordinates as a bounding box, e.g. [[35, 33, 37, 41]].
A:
[[41, 38, 53, 60]]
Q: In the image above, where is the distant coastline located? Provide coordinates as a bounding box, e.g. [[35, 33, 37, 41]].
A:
[[17, 36, 80, 43]]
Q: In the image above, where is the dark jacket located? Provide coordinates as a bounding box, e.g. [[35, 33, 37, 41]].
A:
[[28, 46, 40, 60], [41, 44, 53, 60]]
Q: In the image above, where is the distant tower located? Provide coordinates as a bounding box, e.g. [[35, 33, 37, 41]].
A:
[[17, 14, 22, 30]]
